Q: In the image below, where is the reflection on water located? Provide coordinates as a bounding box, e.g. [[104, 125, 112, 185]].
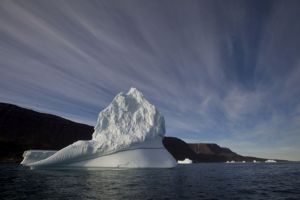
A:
[[1, 163, 300, 199]]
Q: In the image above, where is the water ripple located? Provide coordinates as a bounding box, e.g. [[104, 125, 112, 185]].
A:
[[1, 163, 300, 200]]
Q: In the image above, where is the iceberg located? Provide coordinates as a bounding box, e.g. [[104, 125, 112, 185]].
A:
[[177, 158, 192, 164], [265, 159, 277, 163], [21, 88, 177, 169]]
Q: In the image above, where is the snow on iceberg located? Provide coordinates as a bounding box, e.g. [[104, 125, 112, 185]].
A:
[[21, 88, 177, 169]]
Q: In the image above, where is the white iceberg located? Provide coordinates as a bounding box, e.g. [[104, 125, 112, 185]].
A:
[[21, 88, 176, 169], [177, 158, 192, 164], [265, 159, 277, 163]]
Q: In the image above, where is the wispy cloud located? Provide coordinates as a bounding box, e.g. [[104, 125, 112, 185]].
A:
[[0, 0, 300, 160]]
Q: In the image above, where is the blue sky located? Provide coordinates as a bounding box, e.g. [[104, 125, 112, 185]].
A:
[[1, 0, 300, 160]]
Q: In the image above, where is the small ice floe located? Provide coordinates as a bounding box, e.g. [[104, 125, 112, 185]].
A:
[[265, 159, 277, 163], [225, 160, 236, 163], [178, 158, 192, 164]]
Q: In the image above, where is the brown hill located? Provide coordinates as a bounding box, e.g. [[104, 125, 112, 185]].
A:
[[0, 103, 93, 162], [163, 137, 268, 162]]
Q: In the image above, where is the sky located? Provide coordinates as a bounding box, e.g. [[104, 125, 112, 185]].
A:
[[1, 0, 300, 161]]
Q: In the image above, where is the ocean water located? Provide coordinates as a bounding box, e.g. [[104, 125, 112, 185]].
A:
[[1, 163, 299, 200]]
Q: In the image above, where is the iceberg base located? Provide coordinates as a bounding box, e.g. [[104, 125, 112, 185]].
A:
[[22, 148, 177, 169]]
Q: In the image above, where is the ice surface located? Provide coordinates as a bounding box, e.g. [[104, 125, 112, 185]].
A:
[[22, 88, 176, 168], [21, 150, 56, 165], [22, 143, 176, 168]]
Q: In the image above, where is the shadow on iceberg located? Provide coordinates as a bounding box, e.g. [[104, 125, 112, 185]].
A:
[[21, 88, 177, 169]]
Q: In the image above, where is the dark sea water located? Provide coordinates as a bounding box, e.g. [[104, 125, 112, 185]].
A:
[[1, 163, 300, 200]]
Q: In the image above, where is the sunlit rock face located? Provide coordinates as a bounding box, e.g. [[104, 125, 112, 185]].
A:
[[21, 88, 176, 168]]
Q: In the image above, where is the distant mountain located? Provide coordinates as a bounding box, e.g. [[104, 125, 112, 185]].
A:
[[0, 102, 280, 163], [163, 137, 269, 162], [0, 103, 93, 162]]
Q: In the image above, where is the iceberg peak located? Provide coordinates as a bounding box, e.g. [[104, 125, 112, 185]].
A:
[[92, 87, 165, 143], [127, 87, 142, 96]]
